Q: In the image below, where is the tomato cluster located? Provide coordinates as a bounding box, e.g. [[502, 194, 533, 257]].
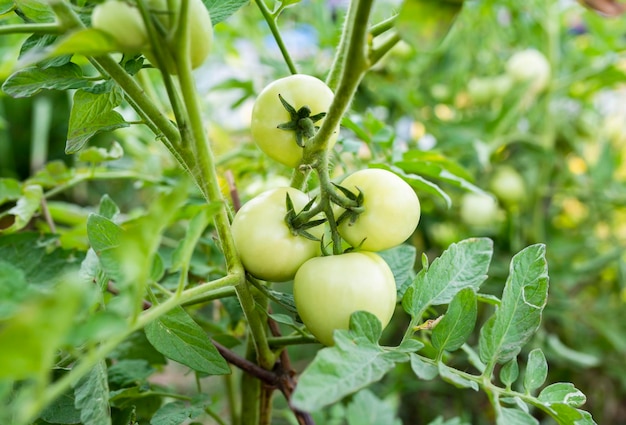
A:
[[233, 76, 422, 345], [91, 0, 213, 70]]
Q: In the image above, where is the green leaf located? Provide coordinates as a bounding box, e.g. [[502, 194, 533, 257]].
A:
[[0, 233, 78, 288], [2, 63, 89, 98], [204, 0, 249, 24], [110, 331, 166, 365], [538, 383, 587, 408], [437, 362, 478, 391], [18, 29, 121, 66], [87, 213, 123, 282], [346, 389, 402, 425], [523, 348, 547, 394], [371, 163, 452, 208], [0, 278, 85, 380], [378, 244, 417, 297], [410, 354, 438, 380], [431, 288, 477, 355], [144, 306, 230, 375], [78, 141, 124, 164], [13, 0, 55, 22], [478, 244, 549, 366], [291, 313, 407, 411], [39, 390, 81, 424], [150, 396, 207, 425], [0, 178, 22, 204], [66, 88, 129, 153], [98, 194, 120, 221], [0, 261, 28, 319], [74, 361, 111, 425], [402, 238, 493, 319], [497, 407, 538, 425], [108, 359, 155, 387], [539, 403, 596, 425], [499, 358, 519, 387], [397, 0, 464, 52], [0, 184, 43, 233], [0, 0, 13, 14]]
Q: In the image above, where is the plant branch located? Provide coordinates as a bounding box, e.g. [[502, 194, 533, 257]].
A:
[[0, 23, 62, 35], [212, 340, 277, 385], [254, 0, 298, 75]]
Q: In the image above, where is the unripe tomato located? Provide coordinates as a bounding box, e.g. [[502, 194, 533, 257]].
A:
[[294, 252, 397, 346], [92, 0, 148, 52], [505, 49, 551, 93], [336, 168, 420, 251], [251, 75, 338, 168], [489, 166, 526, 205], [231, 187, 323, 282], [145, 0, 213, 70], [459, 192, 499, 227]]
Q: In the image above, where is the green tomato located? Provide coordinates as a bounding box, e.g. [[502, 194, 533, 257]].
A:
[[459, 192, 499, 227], [92, 0, 148, 52], [337, 168, 420, 251], [251, 75, 338, 168], [294, 252, 397, 346], [490, 166, 526, 205], [505, 49, 550, 93], [144, 0, 213, 70], [231, 187, 323, 282]]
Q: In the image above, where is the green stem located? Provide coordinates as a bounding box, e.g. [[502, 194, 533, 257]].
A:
[[0, 23, 62, 35], [173, 1, 274, 370], [369, 14, 398, 37], [369, 31, 401, 66], [240, 340, 261, 425], [325, 0, 357, 91], [44, 170, 162, 199], [254, 0, 298, 75], [303, 0, 372, 162], [267, 335, 317, 348]]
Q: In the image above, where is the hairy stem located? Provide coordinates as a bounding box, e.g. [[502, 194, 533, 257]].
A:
[[254, 0, 298, 75]]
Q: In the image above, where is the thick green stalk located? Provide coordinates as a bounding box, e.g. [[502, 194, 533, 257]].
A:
[[172, 0, 274, 370], [303, 0, 372, 163]]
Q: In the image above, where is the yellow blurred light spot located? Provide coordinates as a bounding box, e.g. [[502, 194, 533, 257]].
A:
[[410, 121, 426, 140], [455, 92, 470, 109], [594, 222, 610, 240], [434, 104, 455, 121], [567, 155, 587, 175]]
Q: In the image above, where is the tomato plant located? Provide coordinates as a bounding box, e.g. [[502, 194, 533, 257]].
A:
[[91, 0, 148, 51], [231, 187, 322, 282], [251, 74, 338, 168], [336, 168, 421, 251], [293, 251, 397, 346], [0, 0, 610, 424]]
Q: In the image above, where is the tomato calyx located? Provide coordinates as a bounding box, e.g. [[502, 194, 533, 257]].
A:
[[284, 193, 326, 241], [276, 94, 327, 148], [333, 183, 365, 226]]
